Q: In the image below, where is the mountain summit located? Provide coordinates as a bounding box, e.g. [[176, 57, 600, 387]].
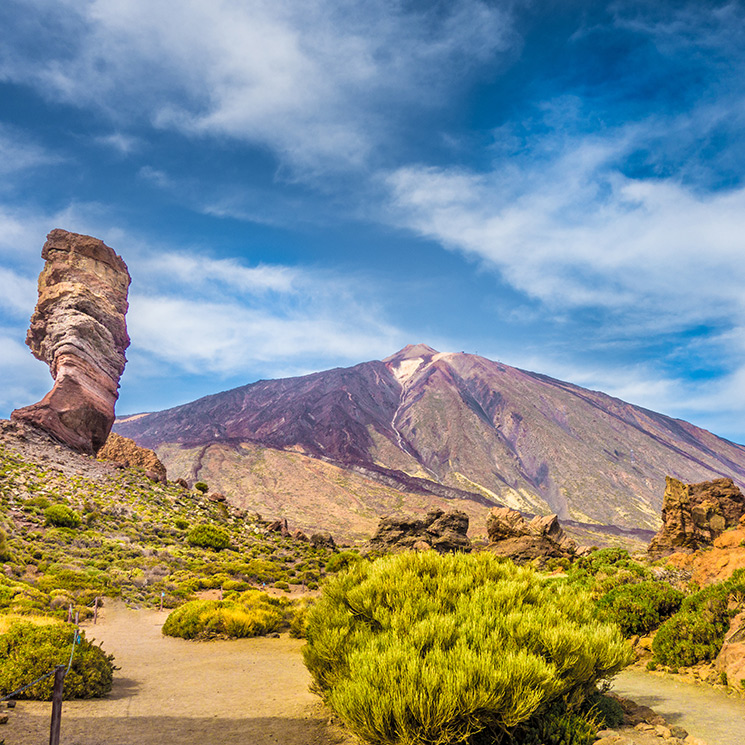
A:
[[115, 346, 745, 532]]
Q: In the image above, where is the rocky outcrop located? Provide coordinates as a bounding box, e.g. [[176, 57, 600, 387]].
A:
[[365, 509, 471, 554], [97, 432, 167, 482], [647, 477, 745, 559], [716, 611, 745, 687], [11, 229, 131, 455], [485, 507, 577, 563]]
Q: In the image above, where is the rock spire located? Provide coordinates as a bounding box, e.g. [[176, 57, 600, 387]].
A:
[[11, 229, 131, 454]]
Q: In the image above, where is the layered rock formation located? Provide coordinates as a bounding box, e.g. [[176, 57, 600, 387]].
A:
[[366, 509, 471, 553], [97, 432, 167, 482], [647, 477, 745, 558], [12, 229, 131, 454], [485, 506, 577, 563]]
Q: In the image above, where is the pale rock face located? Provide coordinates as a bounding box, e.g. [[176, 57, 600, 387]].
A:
[[11, 229, 131, 454]]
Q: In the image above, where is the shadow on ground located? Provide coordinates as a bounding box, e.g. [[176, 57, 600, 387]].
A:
[[3, 712, 344, 745]]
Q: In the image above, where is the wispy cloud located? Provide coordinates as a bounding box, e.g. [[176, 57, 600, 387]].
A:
[[0, 124, 62, 180], [127, 248, 405, 376], [1, 0, 516, 174]]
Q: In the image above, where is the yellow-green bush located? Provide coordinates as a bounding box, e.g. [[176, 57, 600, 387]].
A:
[[0, 622, 114, 699], [303, 552, 631, 745], [162, 590, 286, 640]]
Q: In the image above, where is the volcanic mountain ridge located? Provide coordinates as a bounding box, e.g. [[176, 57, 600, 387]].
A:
[[115, 344, 745, 535]]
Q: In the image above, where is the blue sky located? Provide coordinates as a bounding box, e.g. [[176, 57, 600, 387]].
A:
[[2, 1, 745, 442]]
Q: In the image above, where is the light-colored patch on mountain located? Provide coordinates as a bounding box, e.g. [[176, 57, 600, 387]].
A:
[[116, 412, 151, 423], [390, 357, 426, 386]]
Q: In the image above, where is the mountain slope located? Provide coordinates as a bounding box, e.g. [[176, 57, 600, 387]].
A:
[[115, 345, 745, 530]]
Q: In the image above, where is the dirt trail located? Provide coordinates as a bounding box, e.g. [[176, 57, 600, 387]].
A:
[[613, 670, 745, 745], [3, 603, 350, 745]]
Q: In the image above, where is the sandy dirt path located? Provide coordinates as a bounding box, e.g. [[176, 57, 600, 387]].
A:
[[2, 603, 350, 745], [613, 670, 745, 745]]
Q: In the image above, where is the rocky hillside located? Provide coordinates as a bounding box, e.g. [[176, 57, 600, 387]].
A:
[[115, 345, 745, 533]]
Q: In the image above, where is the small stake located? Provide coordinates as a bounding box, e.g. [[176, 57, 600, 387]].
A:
[[93, 596, 99, 625], [49, 666, 66, 745], [159, 591, 164, 612], [67, 604, 73, 623]]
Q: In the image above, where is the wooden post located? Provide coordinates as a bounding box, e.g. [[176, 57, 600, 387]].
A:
[[93, 596, 99, 625], [219, 586, 223, 601], [159, 591, 164, 612], [74, 609, 79, 627], [67, 604, 73, 623], [49, 666, 66, 745]]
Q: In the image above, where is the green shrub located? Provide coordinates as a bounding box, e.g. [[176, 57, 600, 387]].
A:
[[325, 551, 361, 574], [0, 622, 114, 699], [187, 525, 229, 551], [652, 597, 731, 667], [651, 570, 745, 668], [44, 505, 81, 529], [289, 597, 315, 639], [0, 529, 12, 562], [303, 552, 631, 745], [582, 690, 625, 728], [509, 701, 598, 745], [162, 590, 286, 640], [174, 518, 189, 530], [194, 481, 209, 494], [597, 581, 684, 636]]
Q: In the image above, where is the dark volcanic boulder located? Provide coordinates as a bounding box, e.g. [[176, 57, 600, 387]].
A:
[[366, 509, 471, 554], [485, 506, 576, 564], [648, 476, 745, 559], [311, 531, 336, 549], [11, 229, 131, 454]]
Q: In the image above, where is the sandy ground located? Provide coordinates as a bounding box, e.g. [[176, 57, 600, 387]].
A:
[[614, 669, 745, 745], [2, 603, 352, 745]]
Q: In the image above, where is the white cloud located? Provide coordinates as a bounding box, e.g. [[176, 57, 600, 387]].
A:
[[0, 267, 37, 316], [127, 293, 402, 377], [1, 0, 515, 174], [386, 132, 745, 334], [0, 125, 61, 178], [0, 334, 50, 414]]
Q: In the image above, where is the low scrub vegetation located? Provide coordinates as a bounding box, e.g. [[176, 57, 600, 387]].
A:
[[596, 580, 684, 637], [652, 569, 745, 668], [162, 589, 288, 640], [303, 551, 631, 745], [0, 621, 114, 700], [0, 442, 336, 621]]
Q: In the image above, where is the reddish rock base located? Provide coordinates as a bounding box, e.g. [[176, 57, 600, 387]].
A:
[[13, 353, 119, 454]]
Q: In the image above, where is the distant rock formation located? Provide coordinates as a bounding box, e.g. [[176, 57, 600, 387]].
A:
[[11, 229, 131, 455], [365, 509, 471, 554], [485, 506, 577, 563], [97, 432, 167, 482], [647, 477, 745, 559]]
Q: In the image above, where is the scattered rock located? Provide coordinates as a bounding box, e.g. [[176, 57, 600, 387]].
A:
[[174, 477, 189, 490], [11, 229, 131, 455], [648, 476, 745, 559], [310, 531, 336, 549], [207, 492, 227, 502], [484, 506, 576, 563], [97, 432, 167, 481], [266, 518, 290, 537], [365, 509, 471, 554], [292, 530, 309, 542], [715, 610, 745, 687]]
